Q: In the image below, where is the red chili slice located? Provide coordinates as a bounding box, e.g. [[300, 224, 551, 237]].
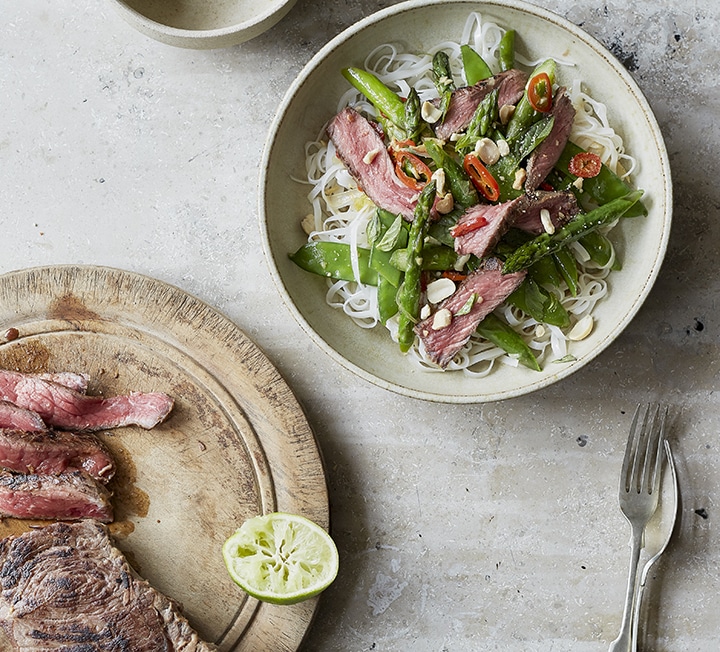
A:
[[568, 151, 603, 178], [527, 72, 552, 113], [450, 214, 489, 238], [391, 150, 432, 192], [463, 154, 500, 202]]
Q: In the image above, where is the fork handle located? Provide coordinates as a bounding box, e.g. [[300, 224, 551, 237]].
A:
[[608, 526, 643, 652]]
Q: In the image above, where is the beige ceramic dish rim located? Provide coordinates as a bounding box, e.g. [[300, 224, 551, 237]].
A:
[[110, 0, 297, 49], [259, 0, 673, 404]]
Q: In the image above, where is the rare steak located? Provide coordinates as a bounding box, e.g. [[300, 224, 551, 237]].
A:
[[0, 401, 46, 433], [0, 469, 113, 522], [0, 429, 115, 482], [0, 370, 174, 432], [0, 520, 215, 651]]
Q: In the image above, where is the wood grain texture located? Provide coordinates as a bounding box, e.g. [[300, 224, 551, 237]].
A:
[[0, 265, 328, 651]]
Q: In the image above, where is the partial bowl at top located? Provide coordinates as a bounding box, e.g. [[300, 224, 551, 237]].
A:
[[259, 0, 672, 403], [111, 0, 296, 49]]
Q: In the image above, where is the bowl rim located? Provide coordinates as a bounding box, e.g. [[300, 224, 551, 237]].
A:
[[259, 0, 673, 403], [110, 0, 297, 43]]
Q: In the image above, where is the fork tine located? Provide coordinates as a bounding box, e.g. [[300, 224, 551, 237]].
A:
[[621, 404, 649, 494], [647, 405, 667, 495]]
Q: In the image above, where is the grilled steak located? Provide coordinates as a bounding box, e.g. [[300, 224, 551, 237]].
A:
[[0, 369, 174, 432], [0, 521, 215, 651], [525, 88, 576, 190], [434, 69, 527, 140], [415, 262, 527, 368], [511, 190, 580, 235], [0, 429, 115, 482], [0, 469, 113, 522], [452, 197, 523, 258], [0, 401, 46, 432], [327, 106, 423, 221]]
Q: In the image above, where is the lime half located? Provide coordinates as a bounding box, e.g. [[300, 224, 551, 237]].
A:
[[222, 512, 339, 605]]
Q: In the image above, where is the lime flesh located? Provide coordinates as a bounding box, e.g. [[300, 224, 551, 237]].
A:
[[222, 512, 339, 605]]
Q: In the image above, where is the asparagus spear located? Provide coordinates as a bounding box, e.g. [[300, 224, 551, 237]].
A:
[[431, 51, 455, 121], [502, 190, 643, 273], [396, 181, 437, 353]]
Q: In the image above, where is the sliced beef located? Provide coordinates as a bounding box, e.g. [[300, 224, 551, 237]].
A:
[[511, 190, 580, 235], [525, 88, 576, 190], [0, 469, 113, 522], [0, 369, 174, 432], [0, 429, 115, 483], [452, 197, 523, 258], [0, 520, 215, 651], [0, 401, 46, 432], [415, 262, 527, 368], [36, 371, 90, 394], [327, 107, 421, 221], [434, 69, 527, 140]]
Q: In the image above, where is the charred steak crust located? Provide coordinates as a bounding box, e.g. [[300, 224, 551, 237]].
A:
[[0, 521, 215, 651], [0, 469, 114, 523]]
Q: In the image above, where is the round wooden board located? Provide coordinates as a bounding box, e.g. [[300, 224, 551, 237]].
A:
[[0, 265, 328, 651]]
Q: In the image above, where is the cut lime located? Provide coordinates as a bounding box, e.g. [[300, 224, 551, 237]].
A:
[[222, 512, 339, 605]]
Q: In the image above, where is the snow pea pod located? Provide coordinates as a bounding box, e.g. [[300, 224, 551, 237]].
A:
[[508, 276, 571, 328], [342, 67, 406, 129], [555, 142, 647, 217], [290, 241, 399, 286], [476, 312, 541, 371], [497, 29, 515, 72], [579, 231, 621, 270], [460, 44, 493, 85], [553, 247, 579, 296], [389, 244, 458, 272], [377, 275, 399, 323]]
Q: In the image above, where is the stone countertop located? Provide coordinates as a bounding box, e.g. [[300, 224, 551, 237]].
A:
[[1, 0, 718, 649]]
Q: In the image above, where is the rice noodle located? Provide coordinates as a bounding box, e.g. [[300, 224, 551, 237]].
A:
[[297, 12, 637, 375]]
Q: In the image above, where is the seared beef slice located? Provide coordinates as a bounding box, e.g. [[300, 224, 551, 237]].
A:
[[0, 521, 215, 651]]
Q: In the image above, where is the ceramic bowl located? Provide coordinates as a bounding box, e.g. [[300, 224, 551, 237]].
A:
[[111, 0, 296, 49], [259, 0, 672, 403]]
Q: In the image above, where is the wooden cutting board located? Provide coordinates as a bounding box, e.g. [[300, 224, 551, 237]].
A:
[[0, 265, 328, 651]]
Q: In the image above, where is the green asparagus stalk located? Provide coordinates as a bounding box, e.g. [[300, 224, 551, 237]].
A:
[[396, 181, 436, 353], [502, 190, 643, 273], [432, 51, 455, 121]]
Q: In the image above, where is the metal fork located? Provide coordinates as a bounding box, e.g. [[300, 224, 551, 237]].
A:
[[631, 439, 679, 649], [608, 404, 668, 652]]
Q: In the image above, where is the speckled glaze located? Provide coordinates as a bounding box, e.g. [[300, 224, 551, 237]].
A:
[[111, 0, 297, 48], [260, 0, 672, 403]]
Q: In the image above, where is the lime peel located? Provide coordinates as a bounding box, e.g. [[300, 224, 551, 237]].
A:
[[222, 512, 339, 605]]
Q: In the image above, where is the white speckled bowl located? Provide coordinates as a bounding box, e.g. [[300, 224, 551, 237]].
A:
[[111, 0, 296, 49], [259, 0, 672, 403]]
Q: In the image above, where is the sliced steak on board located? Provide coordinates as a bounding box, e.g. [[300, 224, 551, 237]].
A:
[[0, 469, 113, 522], [0, 401, 46, 433], [0, 429, 115, 482], [0, 521, 215, 651], [0, 369, 174, 432]]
